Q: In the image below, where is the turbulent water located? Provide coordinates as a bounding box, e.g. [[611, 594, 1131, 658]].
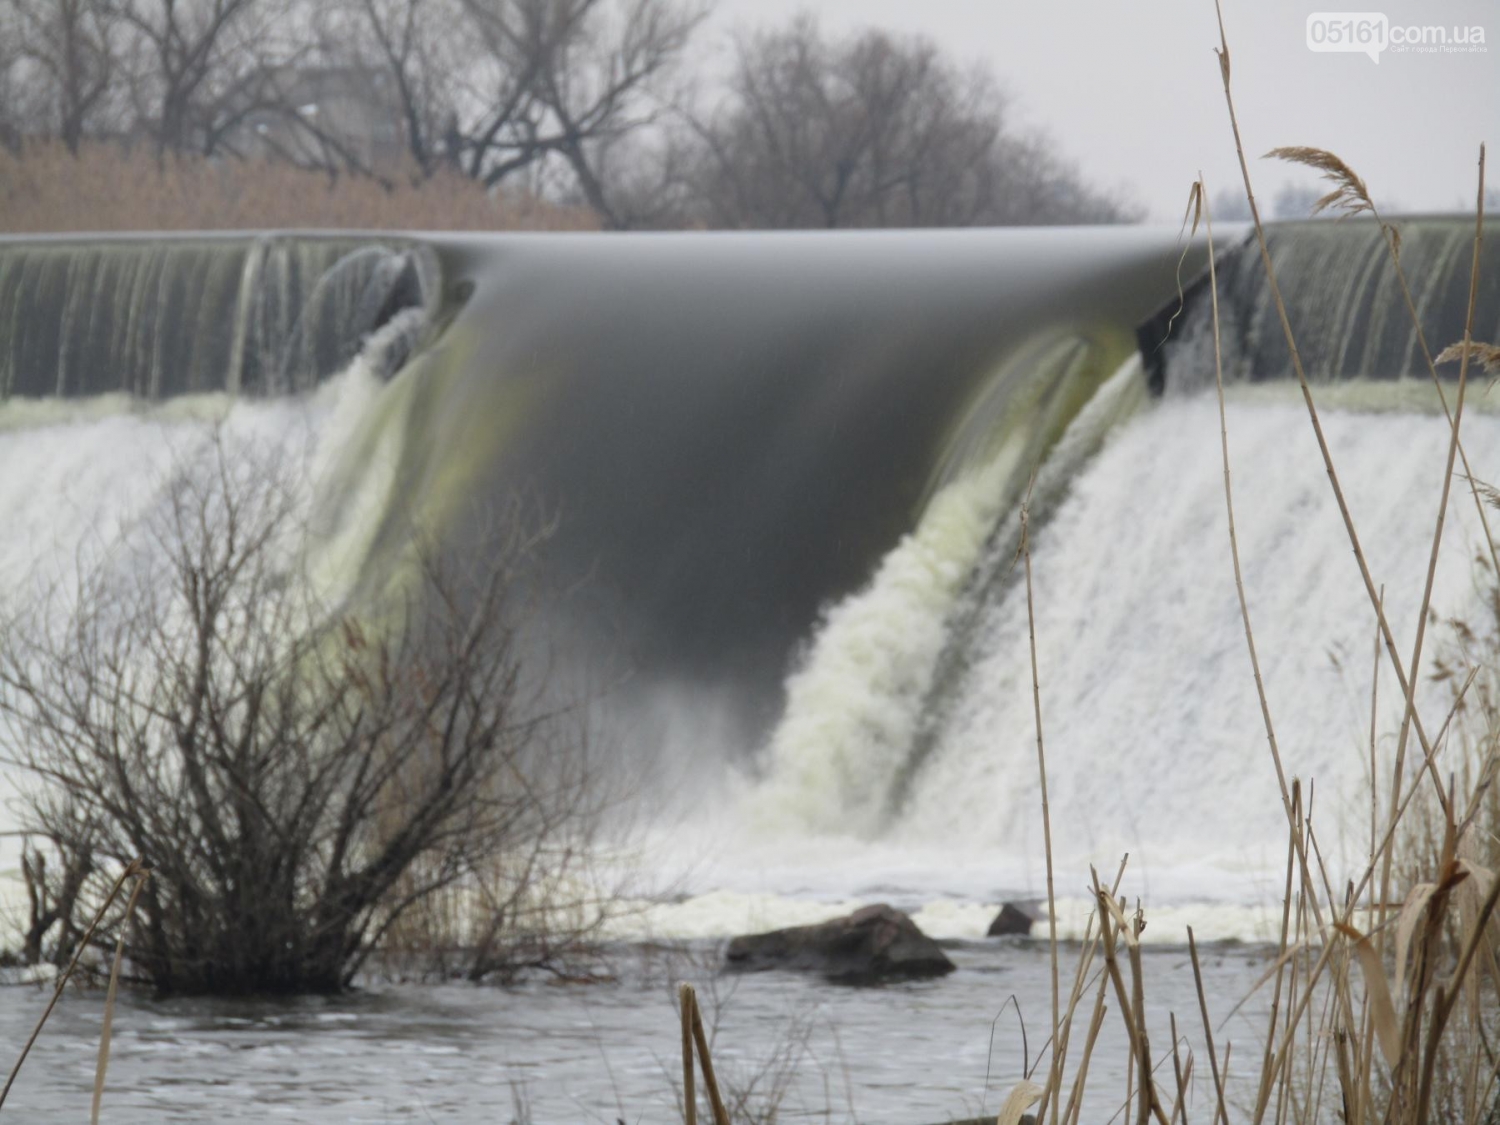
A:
[[2, 371, 1484, 1121], [0, 942, 1274, 1124], [0, 353, 407, 912], [697, 382, 1495, 917], [0, 220, 1495, 1121]]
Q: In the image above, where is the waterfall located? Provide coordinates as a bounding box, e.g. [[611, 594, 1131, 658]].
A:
[[0, 235, 436, 398], [2, 219, 1495, 935]]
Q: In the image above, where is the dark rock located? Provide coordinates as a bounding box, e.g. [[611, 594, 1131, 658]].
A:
[[987, 902, 1035, 937], [725, 904, 955, 983]]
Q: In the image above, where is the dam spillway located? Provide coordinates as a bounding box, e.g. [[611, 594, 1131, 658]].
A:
[[0, 217, 1494, 917]]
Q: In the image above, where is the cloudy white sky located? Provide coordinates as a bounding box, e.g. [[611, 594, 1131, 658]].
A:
[[703, 0, 1498, 221]]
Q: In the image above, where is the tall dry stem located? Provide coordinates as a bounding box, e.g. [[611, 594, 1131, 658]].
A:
[[1020, 480, 1062, 1125], [92, 869, 149, 1125], [0, 857, 146, 1111], [1211, 0, 1452, 828]]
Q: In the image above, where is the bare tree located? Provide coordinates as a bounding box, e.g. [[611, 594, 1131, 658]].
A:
[[111, 0, 299, 156], [1212, 185, 1253, 223], [495, 0, 704, 226], [0, 6, 27, 150], [2, 0, 119, 151], [307, 0, 472, 177], [1271, 180, 1327, 220], [690, 18, 1134, 230], [984, 131, 1140, 226], [0, 432, 609, 995], [311, 0, 702, 224]]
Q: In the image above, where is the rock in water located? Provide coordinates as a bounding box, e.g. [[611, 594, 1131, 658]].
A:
[[987, 902, 1035, 937], [724, 904, 955, 983]]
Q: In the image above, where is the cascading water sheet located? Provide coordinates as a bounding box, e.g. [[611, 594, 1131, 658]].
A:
[[731, 383, 1500, 935]]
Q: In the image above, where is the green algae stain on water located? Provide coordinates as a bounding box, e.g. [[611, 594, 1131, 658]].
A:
[[308, 321, 542, 620]]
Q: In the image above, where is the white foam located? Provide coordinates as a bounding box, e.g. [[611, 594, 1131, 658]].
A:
[[732, 385, 1500, 936], [604, 887, 1283, 945], [0, 352, 405, 951], [749, 356, 1146, 837]]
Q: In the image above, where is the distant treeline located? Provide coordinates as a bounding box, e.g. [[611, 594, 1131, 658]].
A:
[[0, 0, 1140, 231]]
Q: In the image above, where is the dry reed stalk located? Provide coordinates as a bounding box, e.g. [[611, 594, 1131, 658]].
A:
[[1333, 1025, 1357, 1125], [1301, 819, 1363, 1120], [1092, 877, 1168, 1125], [1186, 928, 1229, 1125], [1435, 342, 1500, 375], [1247, 678, 1474, 1125], [1045, 920, 1099, 1103], [1059, 859, 1132, 1125], [1128, 924, 1155, 1125], [1265, 144, 1500, 589], [91, 869, 149, 1125], [1289, 878, 1320, 1124], [1212, 0, 1453, 829], [1050, 881, 1126, 1099], [1166, 1013, 1187, 1125], [1375, 147, 1487, 986], [998, 1080, 1045, 1125], [679, 984, 697, 1125], [0, 857, 147, 1111], [1253, 783, 1303, 1125], [1195, 174, 1334, 950], [1218, 696, 1470, 1100], [1194, 176, 1291, 823], [1414, 835, 1500, 1119], [1211, 47, 1495, 1124], [1060, 987, 1109, 1125], [1370, 592, 1383, 871], [681, 985, 729, 1125], [1019, 480, 1063, 1125]]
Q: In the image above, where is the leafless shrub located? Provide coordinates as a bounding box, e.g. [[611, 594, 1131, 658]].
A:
[[17, 832, 95, 967], [0, 428, 612, 995]]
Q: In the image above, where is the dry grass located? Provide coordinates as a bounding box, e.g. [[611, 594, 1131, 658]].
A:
[[1020, 479, 1064, 1125], [1437, 342, 1500, 377], [956, 12, 1498, 1125], [0, 859, 146, 1114], [1264, 146, 1374, 219], [0, 141, 597, 234]]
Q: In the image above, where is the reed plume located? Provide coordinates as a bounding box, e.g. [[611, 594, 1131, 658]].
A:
[[1265, 146, 1375, 218], [1436, 341, 1500, 376]]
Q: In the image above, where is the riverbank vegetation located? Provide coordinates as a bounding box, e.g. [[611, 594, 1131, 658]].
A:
[[959, 11, 1499, 1123], [1, 4, 1498, 1125], [0, 432, 622, 996], [0, 0, 1137, 233]]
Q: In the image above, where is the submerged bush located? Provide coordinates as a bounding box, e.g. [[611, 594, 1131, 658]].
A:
[[0, 430, 610, 995]]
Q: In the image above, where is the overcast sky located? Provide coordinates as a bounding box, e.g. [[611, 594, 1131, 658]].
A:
[[703, 0, 1498, 221]]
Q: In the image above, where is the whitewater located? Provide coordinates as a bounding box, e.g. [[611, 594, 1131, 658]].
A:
[[0, 345, 409, 927], [1, 347, 1496, 951], [627, 378, 1500, 945]]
